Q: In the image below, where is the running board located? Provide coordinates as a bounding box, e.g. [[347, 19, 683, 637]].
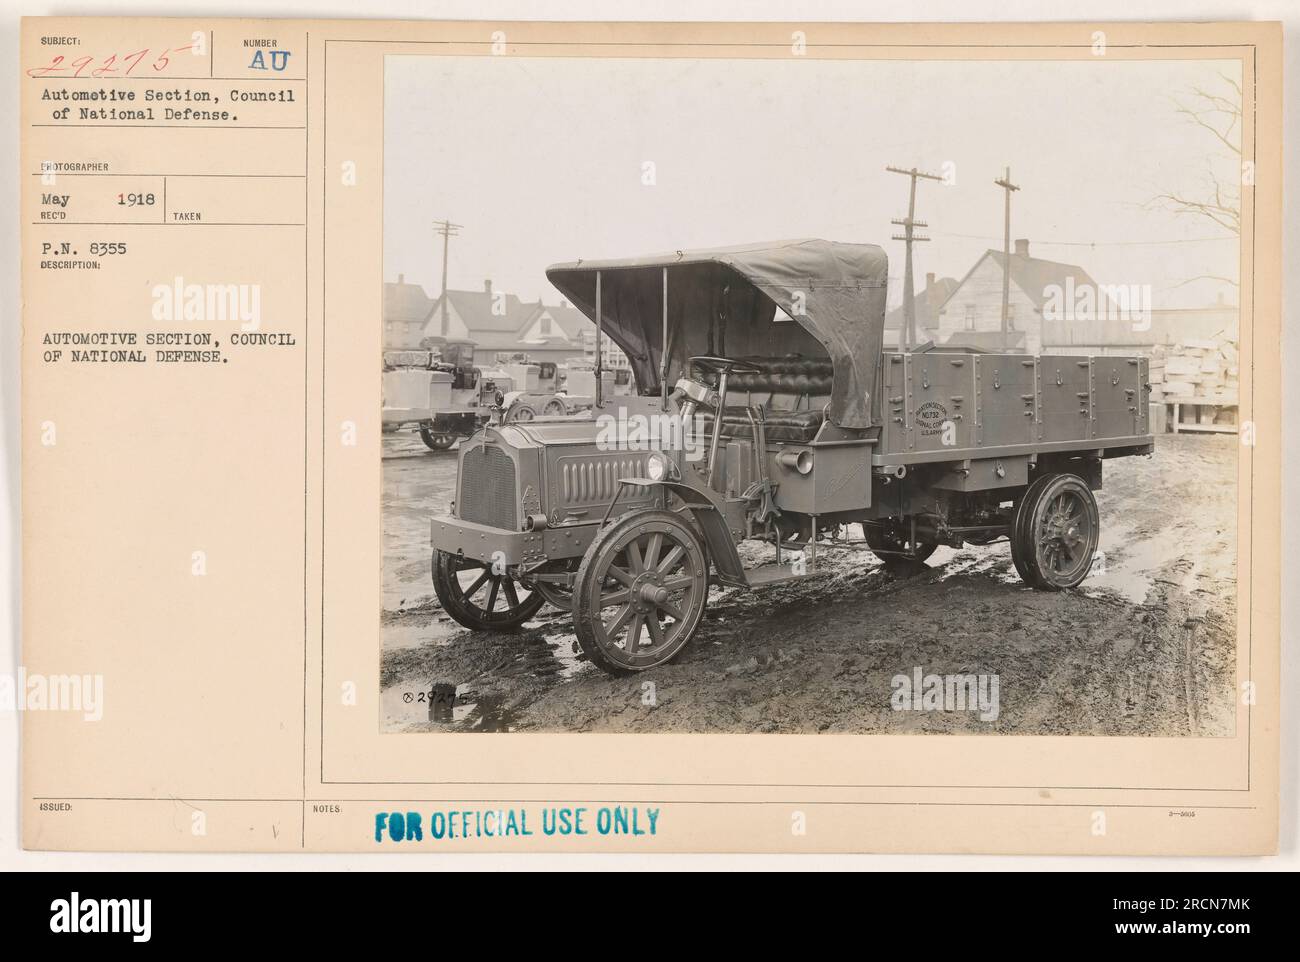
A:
[[742, 563, 829, 589]]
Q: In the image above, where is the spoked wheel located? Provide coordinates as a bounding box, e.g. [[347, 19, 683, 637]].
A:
[[419, 426, 456, 450], [505, 403, 537, 423], [1010, 473, 1099, 589], [573, 510, 709, 675], [542, 397, 569, 417], [863, 521, 937, 569], [529, 558, 580, 611], [433, 550, 546, 631]]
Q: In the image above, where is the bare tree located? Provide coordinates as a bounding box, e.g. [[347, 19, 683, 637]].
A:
[[1145, 73, 1242, 289], [1148, 73, 1242, 236]]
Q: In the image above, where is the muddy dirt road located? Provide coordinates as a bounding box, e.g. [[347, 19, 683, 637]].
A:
[[381, 432, 1237, 736]]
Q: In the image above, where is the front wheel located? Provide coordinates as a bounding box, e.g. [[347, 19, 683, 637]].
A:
[[505, 403, 537, 423], [433, 551, 546, 631], [1010, 473, 1099, 589], [573, 510, 710, 674]]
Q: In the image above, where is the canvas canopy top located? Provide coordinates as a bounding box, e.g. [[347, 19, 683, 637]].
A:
[[545, 239, 889, 428]]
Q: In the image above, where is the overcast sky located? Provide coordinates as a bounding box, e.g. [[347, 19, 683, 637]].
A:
[[384, 55, 1242, 311]]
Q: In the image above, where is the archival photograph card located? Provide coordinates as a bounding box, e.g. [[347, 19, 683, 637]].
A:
[[18, 17, 1281, 853]]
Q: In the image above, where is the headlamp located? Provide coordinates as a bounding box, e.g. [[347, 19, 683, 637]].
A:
[[646, 452, 675, 482]]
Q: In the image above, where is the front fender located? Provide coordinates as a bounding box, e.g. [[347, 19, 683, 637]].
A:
[[614, 478, 746, 586]]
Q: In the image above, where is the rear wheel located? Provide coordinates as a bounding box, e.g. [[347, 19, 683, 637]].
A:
[[1008, 483, 1039, 584], [573, 510, 709, 674], [433, 551, 545, 631], [863, 521, 937, 569], [419, 426, 456, 450], [1010, 473, 1099, 589], [542, 397, 569, 417]]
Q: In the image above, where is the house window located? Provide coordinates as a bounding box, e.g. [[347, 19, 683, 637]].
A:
[[964, 305, 976, 331], [538, 316, 552, 336]]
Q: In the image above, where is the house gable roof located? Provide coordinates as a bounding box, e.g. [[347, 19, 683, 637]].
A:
[[884, 276, 959, 331], [384, 279, 436, 324], [941, 249, 1107, 314], [425, 290, 533, 335], [543, 302, 593, 340], [422, 288, 597, 351]]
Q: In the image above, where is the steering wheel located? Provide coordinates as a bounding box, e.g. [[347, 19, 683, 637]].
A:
[[676, 356, 762, 416]]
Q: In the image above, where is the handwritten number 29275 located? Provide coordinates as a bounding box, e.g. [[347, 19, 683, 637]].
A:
[[26, 44, 195, 79]]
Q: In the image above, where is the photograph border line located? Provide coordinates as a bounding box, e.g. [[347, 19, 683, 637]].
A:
[[324, 33, 1257, 798]]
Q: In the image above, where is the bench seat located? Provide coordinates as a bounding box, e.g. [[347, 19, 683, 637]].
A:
[[694, 355, 832, 444], [709, 407, 824, 443]]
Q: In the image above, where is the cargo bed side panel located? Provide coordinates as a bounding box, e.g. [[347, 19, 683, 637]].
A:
[[975, 354, 1038, 447], [1038, 355, 1093, 441]]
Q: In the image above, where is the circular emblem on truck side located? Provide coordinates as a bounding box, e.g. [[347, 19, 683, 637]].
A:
[[916, 400, 948, 428]]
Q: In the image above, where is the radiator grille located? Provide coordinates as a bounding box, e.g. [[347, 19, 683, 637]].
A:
[[555, 454, 650, 511], [459, 445, 518, 530]]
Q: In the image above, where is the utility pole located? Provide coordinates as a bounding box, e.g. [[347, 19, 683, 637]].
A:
[[993, 168, 1020, 350], [887, 165, 943, 350], [433, 219, 463, 338]]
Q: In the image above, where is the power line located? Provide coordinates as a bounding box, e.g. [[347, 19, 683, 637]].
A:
[[886, 165, 944, 349], [822, 212, 1237, 249], [993, 167, 1020, 347], [433, 219, 463, 339], [928, 230, 1236, 247]]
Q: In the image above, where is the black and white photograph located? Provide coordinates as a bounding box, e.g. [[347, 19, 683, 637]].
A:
[[379, 53, 1241, 736]]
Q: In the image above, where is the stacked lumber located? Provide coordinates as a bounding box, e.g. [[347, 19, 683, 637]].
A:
[[1147, 338, 1239, 406]]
